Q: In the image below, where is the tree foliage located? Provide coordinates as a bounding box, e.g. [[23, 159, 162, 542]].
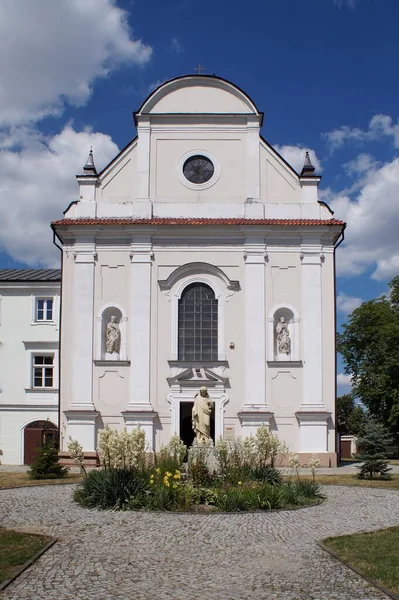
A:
[[355, 420, 393, 480], [337, 394, 366, 435], [337, 276, 399, 432]]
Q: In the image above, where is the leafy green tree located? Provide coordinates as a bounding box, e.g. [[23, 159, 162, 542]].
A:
[[337, 276, 399, 432], [347, 405, 366, 436], [337, 394, 366, 435]]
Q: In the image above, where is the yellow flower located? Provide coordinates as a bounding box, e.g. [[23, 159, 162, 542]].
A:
[[165, 471, 172, 477], [238, 481, 242, 486], [173, 474, 180, 479], [155, 468, 161, 474], [175, 469, 180, 474], [150, 480, 154, 485], [165, 481, 170, 487]]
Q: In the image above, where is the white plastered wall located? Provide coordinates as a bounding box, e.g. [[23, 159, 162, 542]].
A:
[[0, 284, 60, 464]]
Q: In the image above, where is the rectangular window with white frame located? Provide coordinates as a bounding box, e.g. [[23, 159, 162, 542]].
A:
[[35, 298, 54, 322], [32, 354, 54, 388]]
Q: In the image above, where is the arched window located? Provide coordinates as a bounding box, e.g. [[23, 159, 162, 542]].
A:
[[178, 283, 218, 361]]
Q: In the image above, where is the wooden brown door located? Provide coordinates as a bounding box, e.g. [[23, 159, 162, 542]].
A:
[[23, 421, 58, 465], [340, 439, 352, 459]]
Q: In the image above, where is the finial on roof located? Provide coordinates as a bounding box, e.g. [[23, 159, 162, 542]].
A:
[[300, 151, 316, 176], [83, 147, 97, 175]]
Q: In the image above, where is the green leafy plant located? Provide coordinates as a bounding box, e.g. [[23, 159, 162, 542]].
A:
[[73, 467, 148, 510], [247, 465, 282, 485], [294, 479, 325, 500], [157, 435, 187, 473], [28, 440, 68, 480]]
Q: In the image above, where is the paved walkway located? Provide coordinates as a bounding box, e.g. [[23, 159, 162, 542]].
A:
[[1, 484, 399, 600]]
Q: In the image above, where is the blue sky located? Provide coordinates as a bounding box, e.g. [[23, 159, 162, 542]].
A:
[[0, 0, 397, 394]]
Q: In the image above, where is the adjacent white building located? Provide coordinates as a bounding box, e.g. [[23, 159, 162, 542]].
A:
[[0, 269, 60, 464], [53, 75, 345, 466]]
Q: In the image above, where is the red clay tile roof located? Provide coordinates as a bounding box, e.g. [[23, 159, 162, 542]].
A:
[[52, 217, 344, 227]]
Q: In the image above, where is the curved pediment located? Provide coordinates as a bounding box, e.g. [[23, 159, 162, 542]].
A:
[[135, 75, 262, 121]]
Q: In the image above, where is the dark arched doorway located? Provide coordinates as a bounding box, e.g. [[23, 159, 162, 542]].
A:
[[23, 420, 58, 465], [179, 402, 215, 448]]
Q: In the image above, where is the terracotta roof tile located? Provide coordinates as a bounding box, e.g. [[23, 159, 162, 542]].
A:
[[52, 217, 345, 227]]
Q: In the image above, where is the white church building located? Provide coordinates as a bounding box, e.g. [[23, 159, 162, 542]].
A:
[[53, 75, 345, 466]]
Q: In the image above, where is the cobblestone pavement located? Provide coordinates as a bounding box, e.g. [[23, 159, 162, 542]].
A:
[[1, 485, 398, 600]]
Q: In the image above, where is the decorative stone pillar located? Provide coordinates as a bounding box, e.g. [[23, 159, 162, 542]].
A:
[[66, 243, 98, 452], [70, 245, 96, 411], [243, 237, 266, 408], [125, 235, 157, 450], [300, 245, 324, 408]]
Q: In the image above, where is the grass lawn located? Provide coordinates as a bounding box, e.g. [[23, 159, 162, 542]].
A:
[[323, 527, 399, 597], [293, 474, 399, 490], [0, 527, 52, 585], [0, 472, 81, 489]]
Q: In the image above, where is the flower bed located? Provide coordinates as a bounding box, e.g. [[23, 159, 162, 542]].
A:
[[70, 426, 325, 512]]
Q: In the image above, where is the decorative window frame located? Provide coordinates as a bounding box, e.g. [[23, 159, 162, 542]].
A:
[[267, 303, 300, 362], [31, 295, 58, 325], [23, 341, 59, 391], [177, 149, 221, 191], [159, 263, 240, 362], [95, 303, 128, 361]]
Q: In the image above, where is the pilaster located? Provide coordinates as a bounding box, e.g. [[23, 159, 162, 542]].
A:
[[136, 117, 151, 201], [301, 244, 324, 408], [70, 243, 96, 410], [246, 117, 261, 200], [243, 237, 266, 406], [128, 236, 153, 409]]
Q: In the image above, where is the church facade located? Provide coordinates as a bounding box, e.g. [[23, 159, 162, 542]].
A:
[[53, 75, 345, 466]]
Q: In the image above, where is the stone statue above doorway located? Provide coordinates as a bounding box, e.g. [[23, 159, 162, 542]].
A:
[[192, 386, 214, 445]]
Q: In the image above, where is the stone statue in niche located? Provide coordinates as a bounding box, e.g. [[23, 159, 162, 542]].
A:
[[192, 386, 214, 445], [276, 316, 290, 355], [106, 315, 121, 354]]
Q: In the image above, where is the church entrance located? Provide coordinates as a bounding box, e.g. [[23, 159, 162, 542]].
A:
[[23, 420, 58, 465], [179, 401, 215, 448]]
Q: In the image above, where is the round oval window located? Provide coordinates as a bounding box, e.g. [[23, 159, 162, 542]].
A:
[[183, 155, 214, 185]]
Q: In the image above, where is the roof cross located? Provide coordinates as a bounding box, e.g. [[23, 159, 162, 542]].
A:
[[194, 63, 206, 74]]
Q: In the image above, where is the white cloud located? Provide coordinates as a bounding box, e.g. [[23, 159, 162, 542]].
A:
[[324, 114, 399, 152], [344, 153, 379, 177], [274, 145, 322, 174], [337, 373, 353, 387], [0, 0, 152, 126], [336, 292, 363, 314], [170, 38, 183, 54], [331, 157, 399, 280], [0, 126, 119, 266]]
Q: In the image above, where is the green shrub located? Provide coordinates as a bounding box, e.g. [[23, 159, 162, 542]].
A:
[[157, 435, 186, 473], [248, 465, 282, 485], [281, 481, 301, 506], [294, 479, 325, 500], [28, 441, 68, 480], [215, 487, 249, 512], [74, 467, 148, 510], [255, 483, 284, 510], [358, 459, 392, 480]]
